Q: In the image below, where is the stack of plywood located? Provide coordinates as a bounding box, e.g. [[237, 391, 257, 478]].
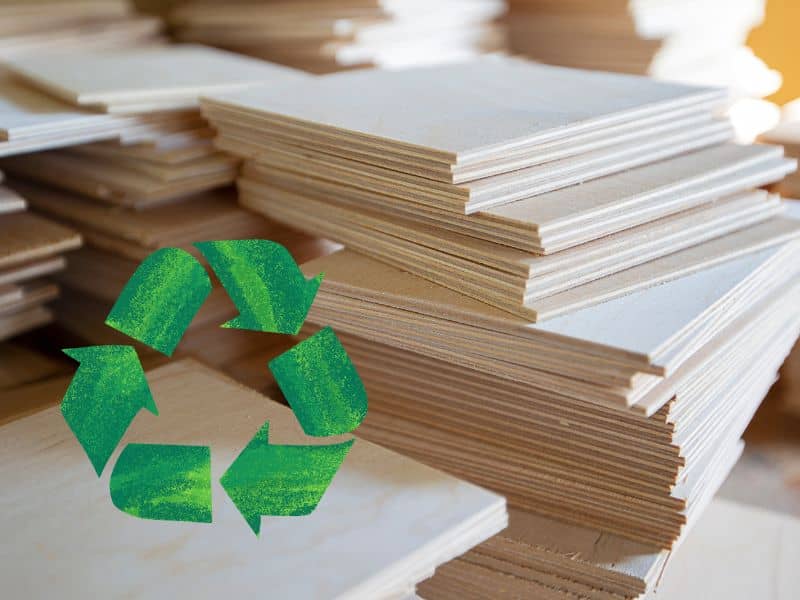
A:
[[169, 0, 506, 73], [298, 227, 800, 550], [0, 0, 162, 60], [0, 359, 508, 599], [0, 45, 337, 369], [506, 0, 780, 141], [506, 0, 777, 93], [200, 57, 797, 321], [0, 174, 80, 342]]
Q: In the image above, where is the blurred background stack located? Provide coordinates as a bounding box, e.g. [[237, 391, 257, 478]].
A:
[[0, 44, 338, 391], [168, 0, 507, 73], [0, 0, 162, 61], [505, 0, 780, 142], [0, 175, 80, 390]]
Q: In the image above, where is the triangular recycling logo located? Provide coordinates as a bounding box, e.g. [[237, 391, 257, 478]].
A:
[[60, 240, 368, 535]]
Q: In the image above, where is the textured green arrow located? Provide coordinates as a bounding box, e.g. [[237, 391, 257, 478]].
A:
[[105, 247, 211, 356], [61, 345, 157, 476], [195, 239, 322, 335], [220, 422, 354, 535], [110, 444, 212, 523], [270, 327, 368, 437]]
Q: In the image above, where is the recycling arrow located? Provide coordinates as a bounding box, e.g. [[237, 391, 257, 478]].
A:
[[196, 239, 323, 335], [270, 327, 367, 437], [105, 247, 211, 356], [110, 443, 212, 523], [220, 422, 354, 535], [60, 238, 366, 534], [61, 345, 157, 476]]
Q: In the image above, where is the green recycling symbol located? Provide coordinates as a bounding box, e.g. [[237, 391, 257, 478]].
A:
[[60, 240, 368, 535]]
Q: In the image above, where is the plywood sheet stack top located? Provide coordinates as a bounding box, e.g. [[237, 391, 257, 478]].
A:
[[0, 0, 163, 60], [0, 45, 336, 367], [169, 0, 506, 74], [201, 56, 798, 321], [505, 0, 780, 142], [0, 359, 508, 599], [0, 173, 80, 342]]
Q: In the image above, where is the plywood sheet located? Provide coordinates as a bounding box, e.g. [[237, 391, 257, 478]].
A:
[[6, 44, 309, 111], [0, 359, 506, 599]]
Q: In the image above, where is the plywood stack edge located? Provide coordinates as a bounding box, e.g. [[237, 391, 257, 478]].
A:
[[0, 173, 81, 343], [0, 45, 338, 369], [297, 213, 800, 545], [169, 0, 507, 74]]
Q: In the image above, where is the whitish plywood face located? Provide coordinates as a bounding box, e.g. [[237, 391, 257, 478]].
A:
[[0, 360, 504, 600], [6, 45, 309, 108], [0, 77, 113, 139], [204, 55, 724, 158]]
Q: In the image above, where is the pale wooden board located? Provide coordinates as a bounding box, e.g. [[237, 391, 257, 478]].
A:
[[0, 80, 207, 158], [0, 359, 506, 599], [5, 44, 310, 110], [531, 213, 800, 320], [0, 76, 115, 140], [202, 55, 726, 166], [0, 211, 81, 270]]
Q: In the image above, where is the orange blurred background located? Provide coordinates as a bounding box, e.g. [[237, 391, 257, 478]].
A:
[[749, 0, 799, 104]]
